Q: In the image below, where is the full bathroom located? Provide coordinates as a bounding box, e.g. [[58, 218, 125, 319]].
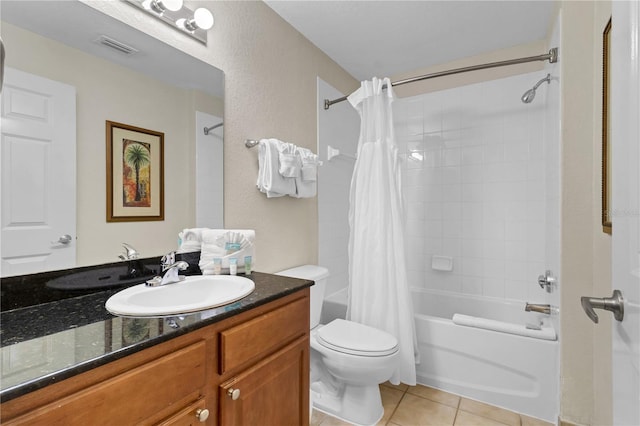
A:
[[0, 1, 637, 426]]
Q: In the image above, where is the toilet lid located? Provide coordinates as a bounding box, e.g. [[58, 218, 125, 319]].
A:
[[316, 319, 399, 356]]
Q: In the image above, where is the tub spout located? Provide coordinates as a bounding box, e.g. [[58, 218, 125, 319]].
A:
[[525, 303, 551, 314]]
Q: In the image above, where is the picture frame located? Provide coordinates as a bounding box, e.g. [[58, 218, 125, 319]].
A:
[[106, 121, 164, 222], [602, 18, 612, 234], [104, 317, 164, 352]]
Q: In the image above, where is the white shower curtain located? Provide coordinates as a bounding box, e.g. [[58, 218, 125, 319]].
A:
[[346, 77, 418, 385]]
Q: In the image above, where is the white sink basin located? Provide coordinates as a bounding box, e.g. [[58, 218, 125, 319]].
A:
[[105, 275, 255, 317]]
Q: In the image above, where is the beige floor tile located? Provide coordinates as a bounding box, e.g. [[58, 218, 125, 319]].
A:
[[377, 386, 406, 425], [319, 414, 354, 426], [406, 384, 461, 408], [382, 381, 410, 392], [455, 410, 513, 426], [390, 393, 457, 426], [459, 399, 520, 426], [311, 409, 328, 426], [520, 414, 553, 426]]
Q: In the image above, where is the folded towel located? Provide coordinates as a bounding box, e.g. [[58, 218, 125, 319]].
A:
[[177, 228, 208, 253], [257, 139, 296, 198], [277, 140, 301, 178], [199, 229, 255, 274], [292, 147, 318, 198], [452, 314, 557, 341]]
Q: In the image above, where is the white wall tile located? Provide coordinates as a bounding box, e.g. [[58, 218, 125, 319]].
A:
[[389, 71, 555, 303]]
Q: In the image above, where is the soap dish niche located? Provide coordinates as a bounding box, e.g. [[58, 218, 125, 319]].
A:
[[431, 255, 453, 272]]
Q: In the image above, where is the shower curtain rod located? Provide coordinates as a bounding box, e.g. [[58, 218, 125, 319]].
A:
[[324, 47, 558, 110], [204, 122, 223, 135]]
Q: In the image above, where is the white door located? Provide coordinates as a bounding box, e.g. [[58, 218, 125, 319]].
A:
[[1, 68, 76, 276], [611, 2, 640, 425]]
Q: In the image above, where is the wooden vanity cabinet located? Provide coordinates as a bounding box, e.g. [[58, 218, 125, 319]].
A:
[[218, 295, 310, 426], [219, 338, 308, 426], [0, 289, 310, 426]]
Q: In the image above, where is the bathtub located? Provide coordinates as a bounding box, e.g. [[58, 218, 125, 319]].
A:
[[321, 288, 558, 423], [412, 288, 558, 423]]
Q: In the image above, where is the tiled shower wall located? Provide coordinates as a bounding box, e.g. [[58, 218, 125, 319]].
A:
[[395, 72, 551, 302]]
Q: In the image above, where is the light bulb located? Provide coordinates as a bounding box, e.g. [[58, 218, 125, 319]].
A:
[[193, 8, 214, 30], [148, 0, 183, 14], [162, 0, 183, 12]]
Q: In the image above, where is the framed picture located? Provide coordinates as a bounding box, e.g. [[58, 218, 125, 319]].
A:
[[104, 317, 164, 352], [602, 18, 612, 234], [106, 121, 164, 222]]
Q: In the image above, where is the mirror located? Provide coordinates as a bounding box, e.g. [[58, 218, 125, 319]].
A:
[[0, 0, 224, 276]]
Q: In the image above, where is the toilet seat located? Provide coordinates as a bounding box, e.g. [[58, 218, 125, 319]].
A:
[[316, 319, 398, 357]]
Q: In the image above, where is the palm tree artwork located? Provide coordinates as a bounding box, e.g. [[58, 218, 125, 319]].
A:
[[122, 139, 151, 207]]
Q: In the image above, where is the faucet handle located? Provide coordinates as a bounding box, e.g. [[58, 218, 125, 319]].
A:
[[161, 252, 177, 270], [121, 243, 139, 260]]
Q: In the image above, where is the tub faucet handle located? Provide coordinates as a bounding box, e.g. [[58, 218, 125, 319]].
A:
[[537, 270, 555, 293]]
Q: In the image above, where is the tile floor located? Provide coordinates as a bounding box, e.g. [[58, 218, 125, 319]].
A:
[[310, 382, 554, 426]]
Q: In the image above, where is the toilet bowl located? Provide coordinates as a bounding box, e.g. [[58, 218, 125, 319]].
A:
[[277, 265, 399, 426]]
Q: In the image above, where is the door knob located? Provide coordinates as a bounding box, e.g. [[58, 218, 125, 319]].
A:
[[51, 234, 72, 245], [227, 388, 240, 400], [580, 289, 624, 323]]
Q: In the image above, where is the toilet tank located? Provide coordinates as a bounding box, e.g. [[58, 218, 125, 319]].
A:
[[276, 265, 329, 329]]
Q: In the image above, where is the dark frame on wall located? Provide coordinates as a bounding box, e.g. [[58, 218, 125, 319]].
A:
[[106, 120, 165, 222], [602, 17, 612, 235]]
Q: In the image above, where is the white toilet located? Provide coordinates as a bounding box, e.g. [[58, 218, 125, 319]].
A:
[[277, 265, 399, 426]]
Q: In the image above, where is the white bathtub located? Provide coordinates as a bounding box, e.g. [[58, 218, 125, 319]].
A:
[[321, 288, 559, 423], [412, 288, 558, 423]]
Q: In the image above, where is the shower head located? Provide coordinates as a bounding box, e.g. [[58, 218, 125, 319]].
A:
[[521, 73, 551, 104]]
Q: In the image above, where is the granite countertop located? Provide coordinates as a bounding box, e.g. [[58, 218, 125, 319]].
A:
[[0, 267, 312, 403]]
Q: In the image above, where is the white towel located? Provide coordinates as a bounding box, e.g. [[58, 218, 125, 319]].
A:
[[199, 229, 255, 274], [292, 147, 318, 198], [277, 140, 301, 178], [452, 314, 557, 341], [177, 228, 208, 253], [257, 139, 296, 198]]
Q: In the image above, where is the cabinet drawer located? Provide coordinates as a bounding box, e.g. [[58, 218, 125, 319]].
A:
[[219, 296, 308, 374], [5, 341, 207, 426], [157, 397, 209, 426]]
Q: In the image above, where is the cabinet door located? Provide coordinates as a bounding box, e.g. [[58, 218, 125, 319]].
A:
[[219, 338, 309, 426]]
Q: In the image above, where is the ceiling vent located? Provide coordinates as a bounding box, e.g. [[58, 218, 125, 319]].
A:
[[95, 35, 139, 55]]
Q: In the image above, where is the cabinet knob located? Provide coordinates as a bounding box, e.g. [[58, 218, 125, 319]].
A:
[[227, 388, 241, 400], [195, 408, 210, 422]]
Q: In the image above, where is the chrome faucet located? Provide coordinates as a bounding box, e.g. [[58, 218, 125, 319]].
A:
[[525, 303, 551, 314], [162, 260, 189, 274], [119, 243, 139, 260], [118, 243, 154, 280], [146, 252, 189, 287]]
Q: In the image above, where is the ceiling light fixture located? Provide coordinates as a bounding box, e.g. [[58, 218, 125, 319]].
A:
[[124, 0, 213, 44]]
